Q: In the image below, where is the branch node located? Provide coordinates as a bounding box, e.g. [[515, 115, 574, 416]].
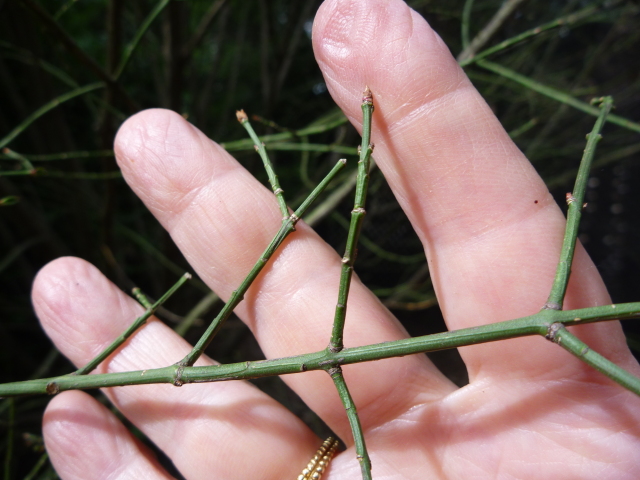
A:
[[235, 109, 248, 123], [45, 382, 59, 395], [545, 322, 564, 342], [542, 301, 562, 311], [566, 192, 576, 205], [173, 365, 184, 387]]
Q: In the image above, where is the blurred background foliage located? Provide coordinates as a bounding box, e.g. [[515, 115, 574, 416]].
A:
[[1, 0, 639, 477]]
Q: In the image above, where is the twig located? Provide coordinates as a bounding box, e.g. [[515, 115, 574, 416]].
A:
[[220, 110, 348, 151], [458, 0, 528, 63], [73, 273, 191, 375], [114, 0, 171, 80], [181, 0, 227, 59], [0, 82, 105, 150], [3, 302, 640, 397], [459, 4, 600, 67], [546, 323, 640, 395], [178, 158, 347, 367], [329, 367, 372, 480], [0, 149, 114, 162], [477, 60, 640, 133], [237, 110, 289, 217], [544, 97, 612, 310], [20, 0, 137, 111], [329, 87, 374, 353]]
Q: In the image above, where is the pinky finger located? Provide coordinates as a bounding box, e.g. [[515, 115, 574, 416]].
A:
[[43, 391, 174, 480]]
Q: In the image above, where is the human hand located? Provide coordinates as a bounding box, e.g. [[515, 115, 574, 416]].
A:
[[32, 0, 640, 478]]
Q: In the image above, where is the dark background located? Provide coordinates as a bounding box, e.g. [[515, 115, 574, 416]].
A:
[[1, 0, 639, 478]]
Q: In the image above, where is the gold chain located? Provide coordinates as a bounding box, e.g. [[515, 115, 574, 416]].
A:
[[296, 437, 339, 480]]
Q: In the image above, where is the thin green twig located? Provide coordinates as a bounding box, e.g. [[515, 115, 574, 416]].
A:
[[2, 398, 13, 480], [329, 87, 374, 353], [114, 0, 171, 80], [2, 302, 639, 397], [74, 273, 191, 375], [220, 111, 348, 151], [0, 82, 105, 150], [0, 150, 114, 162], [237, 110, 289, 217], [461, 0, 475, 50], [459, 4, 600, 67], [331, 212, 425, 264], [477, 60, 640, 133], [547, 323, 640, 395], [178, 158, 347, 367], [22, 452, 49, 480], [544, 97, 612, 310], [329, 367, 372, 480], [458, 0, 527, 63]]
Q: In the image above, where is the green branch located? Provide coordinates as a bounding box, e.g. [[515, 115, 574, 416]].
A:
[[237, 110, 289, 217], [74, 273, 191, 375], [547, 324, 640, 395], [459, 4, 599, 67], [544, 97, 612, 310], [476, 60, 640, 133], [1, 302, 638, 397], [0, 82, 104, 150], [329, 367, 372, 480], [178, 158, 347, 367], [329, 87, 374, 353], [114, 0, 171, 80]]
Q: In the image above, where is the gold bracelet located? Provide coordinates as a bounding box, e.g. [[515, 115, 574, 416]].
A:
[[297, 436, 339, 480]]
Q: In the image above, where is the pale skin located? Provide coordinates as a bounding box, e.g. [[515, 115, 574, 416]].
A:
[[31, 0, 640, 478]]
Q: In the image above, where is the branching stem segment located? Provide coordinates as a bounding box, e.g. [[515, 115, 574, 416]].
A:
[[1, 302, 639, 397], [546, 323, 640, 396], [236, 110, 289, 218], [330, 87, 374, 353], [544, 97, 612, 310], [178, 158, 346, 367], [74, 273, 191, 375], [329, 367, 372, 480]]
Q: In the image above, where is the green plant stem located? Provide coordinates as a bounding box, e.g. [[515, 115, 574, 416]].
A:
[[508, 118, 538, 138], [458, 0, 527, 63], [114, 0, 170, 80], [330, 88, 374, 352], [329, 367, 372, 480], [461, 0, 474, 50], [3, 399, 13, 480], [0, 82, 105, 150], [132, 288, 153, 309], [264, 142, 357, 155], [237, 111, 289, 217], [0, 169, 122, 179], [331, 212, 425, 264], [178, 158, 347, 367], [19, 0, 137, 111], [459, 4, 600, 67], [2, 302, 639, 397], [477, 60, 640, 133], [544, 97, 612, 310], [117, 224, 210, 293], [220, 112, 348, 151], [23, 453, 49, 480], [74, 273, 191, 375], [174, 291, 219, 337], [0, 149, 114, 162], [547, 323, 640, 395]]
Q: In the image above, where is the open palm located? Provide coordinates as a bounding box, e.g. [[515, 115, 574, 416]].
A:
[[32, 0, 640, 478]]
